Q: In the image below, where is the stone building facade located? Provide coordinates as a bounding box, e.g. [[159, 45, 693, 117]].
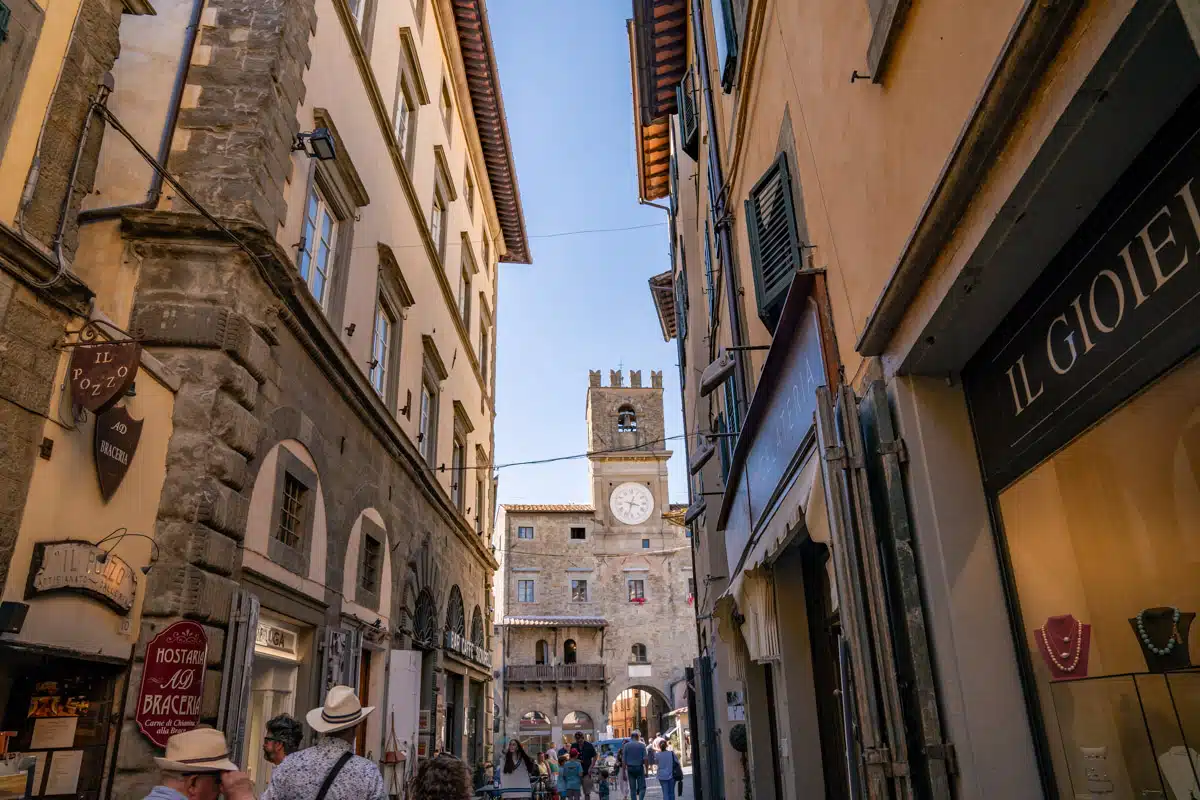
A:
[[0, 0, 526, 795], [493, 370, 697, 749]]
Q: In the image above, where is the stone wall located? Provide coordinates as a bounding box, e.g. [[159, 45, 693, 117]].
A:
[[586, 371, 667, 453]]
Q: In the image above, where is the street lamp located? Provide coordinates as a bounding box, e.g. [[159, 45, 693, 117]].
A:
[[293, 128, 337, 161]]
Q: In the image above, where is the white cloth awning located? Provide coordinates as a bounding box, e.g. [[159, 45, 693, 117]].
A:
[[715, 449, 827, 664]]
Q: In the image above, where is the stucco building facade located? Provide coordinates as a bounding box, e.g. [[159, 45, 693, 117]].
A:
[[493, 370, 697, 750], [629, 0, 1200, 798], [0, 0, 525, 795]]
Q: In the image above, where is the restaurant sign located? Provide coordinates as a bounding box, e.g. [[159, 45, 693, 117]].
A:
[[69, 341, 141, 414], [965, 105, 1200, 490], [136, 621, 209, 747], [95, 406, 143, 501], [25, 540, 137, 614]]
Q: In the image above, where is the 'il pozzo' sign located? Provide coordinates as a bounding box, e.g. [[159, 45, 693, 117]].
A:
[[136, 621, 209, 748]]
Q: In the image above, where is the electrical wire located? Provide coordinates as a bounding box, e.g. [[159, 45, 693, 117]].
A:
[[352, 221, 668, 253], [438, 432, 702, 473]]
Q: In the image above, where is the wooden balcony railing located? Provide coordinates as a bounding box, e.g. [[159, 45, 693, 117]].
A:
[[505, 663, 605, 683]]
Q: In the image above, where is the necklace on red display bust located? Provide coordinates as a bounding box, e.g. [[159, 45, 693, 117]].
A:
[[1035, 614, 1091, 680]]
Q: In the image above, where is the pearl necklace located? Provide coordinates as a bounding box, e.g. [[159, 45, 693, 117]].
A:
[[1136, 607, 1182, 656], [1039, 618, 1083, 672]]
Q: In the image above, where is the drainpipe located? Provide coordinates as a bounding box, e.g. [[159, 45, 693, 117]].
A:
[[78, 0, 205, 222], [689, 0, 749, 419]]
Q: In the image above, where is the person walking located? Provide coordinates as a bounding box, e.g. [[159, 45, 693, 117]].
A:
[[499, 739, 536, 795], [262, 714, 303, 766], [654, 741, 679, 799], [572, 733, 596, 800], [558, 750, 583, 799], [262, 685, 385, 800], [409, 752, 472, 800], [142, 727, 256, 800], [619, 732, 647, 800]]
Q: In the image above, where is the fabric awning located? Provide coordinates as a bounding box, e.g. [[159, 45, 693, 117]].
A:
[[714, 449, 826, 664]]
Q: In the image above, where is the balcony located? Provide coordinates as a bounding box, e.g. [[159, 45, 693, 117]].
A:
[[505, 663, 605, 685]]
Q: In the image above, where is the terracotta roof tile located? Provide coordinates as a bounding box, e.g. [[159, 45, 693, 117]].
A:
[[503, 504, 595, 513]]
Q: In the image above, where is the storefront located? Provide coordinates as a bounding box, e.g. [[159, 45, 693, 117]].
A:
[[964, 84, 1200, 800]]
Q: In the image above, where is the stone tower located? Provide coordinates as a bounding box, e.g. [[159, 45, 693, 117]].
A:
[[585, 369, 671, 534]]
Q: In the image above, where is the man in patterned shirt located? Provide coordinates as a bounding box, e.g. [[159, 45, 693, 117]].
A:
[[262, 685, 385, 800]]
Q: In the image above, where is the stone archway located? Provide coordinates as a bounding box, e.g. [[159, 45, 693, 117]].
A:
[[609, 684, 672, 740]]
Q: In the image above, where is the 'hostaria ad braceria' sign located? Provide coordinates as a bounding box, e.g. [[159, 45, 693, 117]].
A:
[[136, 621, 208, 748]]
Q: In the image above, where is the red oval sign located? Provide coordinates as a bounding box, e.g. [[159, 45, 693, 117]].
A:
[[136, 621, 208, 748]]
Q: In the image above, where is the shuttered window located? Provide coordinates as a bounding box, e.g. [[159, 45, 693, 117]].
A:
[[745, 152, 803, 331], [675, 256, 689, 342], [703, 221, 716, 325], [676, 70, 699, 158]]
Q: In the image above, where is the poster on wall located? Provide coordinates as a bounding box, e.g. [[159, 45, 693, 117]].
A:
[[136, 621, 209, 747]]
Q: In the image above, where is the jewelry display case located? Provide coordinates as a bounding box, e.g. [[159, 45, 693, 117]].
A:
[[1049, 669, 1199, 799]]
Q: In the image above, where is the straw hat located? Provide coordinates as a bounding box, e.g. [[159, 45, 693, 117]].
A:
[[154, 728, 239, 772], [307, 685, 374, 734]]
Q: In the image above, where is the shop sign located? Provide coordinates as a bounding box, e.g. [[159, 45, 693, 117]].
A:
[[443, 630, 491, 667], [718, 296, 825, 569], [965, 113, 1200, 491], [136, 621, 208, 747], [255, 622, 298, 656], [25, 540, 137, 614], [94, 406, 143, 502], [69, 341, 140, 414]]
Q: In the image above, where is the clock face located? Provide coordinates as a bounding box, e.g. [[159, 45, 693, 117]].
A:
[[609, 482, 654, 525]]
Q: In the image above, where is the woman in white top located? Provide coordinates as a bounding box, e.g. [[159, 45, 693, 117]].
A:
[[654, 740, 679, 798], [500, 739, 536, 795]]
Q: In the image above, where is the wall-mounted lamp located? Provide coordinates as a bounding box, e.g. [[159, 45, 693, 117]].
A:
[[95, 527, 160, 575], [293, 128, 337, 161], [689, 439, 715, 475], [345, 323, 356, 337], [683, 498, 707, 526], [699, 345, 772, 397]]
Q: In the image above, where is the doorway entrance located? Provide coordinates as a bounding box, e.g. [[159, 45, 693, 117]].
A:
[[609, 687, 670, 739]]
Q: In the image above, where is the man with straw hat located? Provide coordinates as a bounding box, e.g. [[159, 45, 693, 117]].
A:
[[262, 685, 385, 800], [143, 727, 256, 800]]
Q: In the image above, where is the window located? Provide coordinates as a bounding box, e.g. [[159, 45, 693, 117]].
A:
[[458, 264, 472, 323], [298, 184, 338, 309], [479, 322, 491, 391], [464, 169, 475, 217], [440, 80, 453, 133], [715, 413, 731, 482], [641, 538, 650, 549], [617, 405, 637, 432], [475, 477, 486, 534], [535, 639, 549, 665], [687, 578, 696, 597], [709, 0, 739, 92], [359, 532, 382, 596], [631, 643, 648, 663], [419, 379, 437, 464], [628, 579, 645, 602], [393, 77, 415, 162], [703, 221, 716, 324], [451, 436, 466, 510], [745, 151, 806, 331], [348, 0, 367, 34], [570, 527, 586, 541], [570, 580, 588, 602], [370, 298, 396, 397], [482, 236, 491, 272], [676, 69, 699, 158], [675, 251, 689, 342], [431, 191, 447, 263], [517, 579, 535, 603], [275, 474, 307, 550], [563, 639, 577, 665], [517, 526, 534, 540]]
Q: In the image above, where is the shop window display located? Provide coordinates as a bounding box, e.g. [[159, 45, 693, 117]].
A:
[[998, 353, 1200, 799]]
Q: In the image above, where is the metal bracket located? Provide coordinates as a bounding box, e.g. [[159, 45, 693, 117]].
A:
[[925, 742, 958, 775], [878, 437, 908, 463], [822, 444, 848, 468], [863, 747, 909, 777]]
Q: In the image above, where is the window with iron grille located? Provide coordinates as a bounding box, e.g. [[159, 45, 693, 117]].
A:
[[275, 474, 307, 550], [676, 70, 699, 159], [360, 533, 382, 596], [745, 152, 805, 331]]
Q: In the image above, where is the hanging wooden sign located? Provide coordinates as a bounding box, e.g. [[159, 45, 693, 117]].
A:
[[94, 406, 143, 501], [69, 342, 140, 414]]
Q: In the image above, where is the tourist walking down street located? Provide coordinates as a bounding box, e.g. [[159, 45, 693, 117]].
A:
[[263, 714, 304, 766], [620, 732, 648, 800], [558, 750, 584, 799], [410, 753, 473, 800], [573, 733, 597, 799], [500, 739, 536, 795], [262, 685, 386, 800], [142, 728, 256, 800], [654, 741, 680, 798]]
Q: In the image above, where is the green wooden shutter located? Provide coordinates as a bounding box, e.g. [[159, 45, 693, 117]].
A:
[[745, 152, 803, 331], [676, 71, 699, 159], [0, 3, 10, 43], [674, 261, 688, 342]]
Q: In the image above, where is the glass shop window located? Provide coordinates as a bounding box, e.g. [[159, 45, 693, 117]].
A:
[[996, 352, 1200, 800]]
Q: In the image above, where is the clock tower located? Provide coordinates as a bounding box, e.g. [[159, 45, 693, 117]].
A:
[[585, 368, 672, 537]]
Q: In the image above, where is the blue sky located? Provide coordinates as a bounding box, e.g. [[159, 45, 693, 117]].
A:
[[488, 1, 689, 506]]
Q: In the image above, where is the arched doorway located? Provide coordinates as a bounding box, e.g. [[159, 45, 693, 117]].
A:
[[609, 686, 670, 740], [562, 710, 594, 741], [518, 710, 552, 753]]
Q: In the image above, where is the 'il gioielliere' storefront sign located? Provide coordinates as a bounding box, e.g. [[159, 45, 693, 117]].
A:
[[136, 621, 209, 747], [966, 108, 1200, 490]]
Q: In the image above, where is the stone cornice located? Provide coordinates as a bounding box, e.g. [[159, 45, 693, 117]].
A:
[[120, 208, 498, 572], [0, 223, 94, 316]]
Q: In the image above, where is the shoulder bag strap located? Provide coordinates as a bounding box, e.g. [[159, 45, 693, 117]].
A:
[[315, 751, 354, 800]]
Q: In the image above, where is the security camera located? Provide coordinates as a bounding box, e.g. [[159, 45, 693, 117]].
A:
[[689, 440, 715, 475], [699, 350, 735, 397]]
